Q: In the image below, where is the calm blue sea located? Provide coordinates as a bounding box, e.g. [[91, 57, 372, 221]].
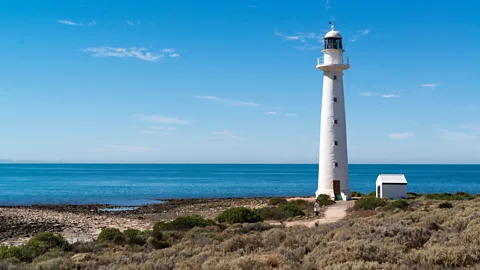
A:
[[0, 164, 479, 206]]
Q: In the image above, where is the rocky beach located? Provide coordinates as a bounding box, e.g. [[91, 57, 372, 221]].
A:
[[0, 197, 312, 246]]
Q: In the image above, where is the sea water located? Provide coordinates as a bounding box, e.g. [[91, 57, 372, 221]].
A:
[[0, 164, 479, 206]]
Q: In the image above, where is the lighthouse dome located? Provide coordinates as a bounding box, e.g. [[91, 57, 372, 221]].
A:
[[324, 25, 342, 39]]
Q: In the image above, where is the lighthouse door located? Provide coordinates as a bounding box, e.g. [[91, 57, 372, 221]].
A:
[[333, 180, 341, 200]]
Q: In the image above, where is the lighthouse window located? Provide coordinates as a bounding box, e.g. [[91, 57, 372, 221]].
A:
[[334, 162, 339, 167], [334, 119, 338, 124], [324, 38, 343, 50], [333, 76, 337, 80], [333, 97, 338, 102]]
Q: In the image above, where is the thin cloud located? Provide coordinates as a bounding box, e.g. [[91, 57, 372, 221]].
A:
[[126, 20, 140, 26], [211, 130, 246, 140], [382, 93, 400, 98], [57, 20, 96, 26], [349, 29, 371, 42], [169, 53, 180, 58], [285, 113, 298, 117], [437, 129, 476, 141], [266, 112, 277, 115], [193, 95, 260, 107], [134, 114, 190, 124], [248, 4, 257, 8], [421, 83, 440, 89], [360, 91, 400, 98], [274, 29, 325, 50], [82, 47, 179, 62], [388, 133, 415, 139], [148, 126, 176, 131]]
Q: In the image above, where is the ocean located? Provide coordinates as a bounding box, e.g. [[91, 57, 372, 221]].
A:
[[0, 164, 479, 206]]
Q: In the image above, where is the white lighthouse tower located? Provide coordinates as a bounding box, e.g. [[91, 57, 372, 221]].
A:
[[315, 24, 351, 201]]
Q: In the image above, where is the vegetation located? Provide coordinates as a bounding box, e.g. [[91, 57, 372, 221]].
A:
[[355, 196, 388, 210], [153, 214, 212, 231], [278, 203, 305, 217], [407, 192, 420, 199], [1, 195, 480, 269], [351, 191, 362, 197], [387, 199, 410, 211], [438, 202, 454, 209], [267, 197, 288, 206], [423, 191, 475, 201], [215, 207, 263, 224], [0, 232, 68, 262], [97, 228, 124, 243]]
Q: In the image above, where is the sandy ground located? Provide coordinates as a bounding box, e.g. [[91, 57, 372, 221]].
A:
[[269, 200, 354, 228]]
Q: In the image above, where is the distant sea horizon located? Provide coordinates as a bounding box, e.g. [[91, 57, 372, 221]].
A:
[[1, 163, 479, 206]]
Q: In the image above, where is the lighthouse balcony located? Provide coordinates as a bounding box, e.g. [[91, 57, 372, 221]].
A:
[[316, 57, 350, 71]]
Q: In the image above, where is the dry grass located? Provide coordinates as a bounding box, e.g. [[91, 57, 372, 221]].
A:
[[3, 198, 480, 269]]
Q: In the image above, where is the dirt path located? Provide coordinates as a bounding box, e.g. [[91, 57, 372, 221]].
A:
[[270, 201, 354, 228]]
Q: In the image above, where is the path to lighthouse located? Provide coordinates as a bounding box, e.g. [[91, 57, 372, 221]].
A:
[[267, 200, 354, 228]]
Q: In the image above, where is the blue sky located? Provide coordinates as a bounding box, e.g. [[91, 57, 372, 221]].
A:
[[0, 0, 479, 164]]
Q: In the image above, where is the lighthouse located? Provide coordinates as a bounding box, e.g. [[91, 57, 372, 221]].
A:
[[315, 24, 351, 201]]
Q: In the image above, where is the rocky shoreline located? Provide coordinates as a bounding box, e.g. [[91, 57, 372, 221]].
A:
[[0, 196, 312, 246]]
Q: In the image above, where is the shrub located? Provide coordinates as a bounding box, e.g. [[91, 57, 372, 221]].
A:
[[215, 207, 263, 224], [316, 194, 330, 201], [123, 229, 146, 246], [0, 232, 69, 262], [279, 203, 305, 217], [388, 200, 409, 211], [97, 228, 123, 242], [267, 198, 288, 205], [438, 202, 453, 209], [368, 191, 377, 197], [407, 192, 419, 199], [317, 199, 336, 207], [255, 207, 288, 220], [351, 191, 362, 197], [423, 192, 474, 201], [355, 196, 387, 210], [153, 215, 211, 231], [29, 232, 69, 251], [147, 237, 170, 250]]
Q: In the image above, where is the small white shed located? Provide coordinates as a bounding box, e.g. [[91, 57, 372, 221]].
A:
[[376, 174, 407, 199]]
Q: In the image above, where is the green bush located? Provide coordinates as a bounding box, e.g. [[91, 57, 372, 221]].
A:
[[147, 237, 170, 250], [388, 200, 409, 211], [97, 228, 123, 242], [122, 229, 146, 246], [215, 207, 263, 224], [267, 198, 288, 205], [367, 191, 377, 197], [255, 207, 288, 220], [317, 199, 336, 207], [153, 215, 211, 231], [354, 196, 387, 210], [423, 192, 474, 201], [406, 192, 419, 200], [316, 194, 331, 201], [0, 232, 69, 262], [279, 203, 305, 217], [438, 202, 453, 209], [351, 191, 362, 197]]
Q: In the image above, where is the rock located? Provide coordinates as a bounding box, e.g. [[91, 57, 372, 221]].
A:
[[71, 253, 90, 262]]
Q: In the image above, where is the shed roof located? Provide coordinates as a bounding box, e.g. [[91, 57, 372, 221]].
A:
[[376, 174, 407, 184]]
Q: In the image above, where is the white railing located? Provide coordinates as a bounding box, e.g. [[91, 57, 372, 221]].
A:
[[317, 57, 350, 65]]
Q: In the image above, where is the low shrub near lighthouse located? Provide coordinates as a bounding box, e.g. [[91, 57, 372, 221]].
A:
[[215, 207, 263, 224]]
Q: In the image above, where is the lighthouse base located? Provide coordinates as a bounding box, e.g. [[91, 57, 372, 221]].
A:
[[315, 189, 351, 201]]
